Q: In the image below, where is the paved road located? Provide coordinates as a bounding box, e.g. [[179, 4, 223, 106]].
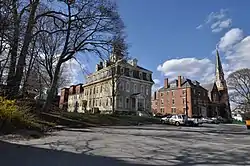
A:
[[1, 124, 250, 166]]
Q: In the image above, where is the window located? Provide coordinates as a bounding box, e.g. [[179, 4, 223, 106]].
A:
[[110, 98, 112, 106], [99, 99, 101, 106], [100, 86, 102, 93], [93, 100, 95, 107], [161, 93, 163, 96], [119, 81, 124, 91], [120, 67, 124, 74], [119, 96, 123, 108], [182, 89, 186, 95], [126, 82, 130, 92], [131, 83, 134, 92], [134, 84, 137, 93], [166, 91, 169, 96], [161, 108, 164, 113], [106, 98, 108, 106], [161, 99, 164, 105], [146, 87, 149, 95], [139, 72, 142, 79], [172, 90, 175, 96], [183, 98, 186, 105], [183, 107, 186, 114], [126, 98, 129, 109], [93, 87, 95, 94], [129, 70, 133, 77], [171, 107, 176, 113], [146, 74, 150, 80], [172, 99, 175, 105], [141, 85, 144, 93], [96, 87, 98, 93]]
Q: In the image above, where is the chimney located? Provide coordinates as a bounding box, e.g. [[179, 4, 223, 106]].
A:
[[59, 88, 69, 109], [154, 91, 157, 100], [164, 78, 168, 88], [178, 76, 182, 88]]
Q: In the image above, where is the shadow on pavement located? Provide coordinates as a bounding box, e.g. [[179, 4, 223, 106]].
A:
[[0, 140, 155, 166], [173, 147, 250, 166], [1, 137, 250, 166]]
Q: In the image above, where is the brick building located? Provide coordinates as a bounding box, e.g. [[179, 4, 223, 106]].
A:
[[152, 76, 209, 117], [152, 50, 231, 119]]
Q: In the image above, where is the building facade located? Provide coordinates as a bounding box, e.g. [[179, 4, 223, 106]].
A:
[[59, 53, 154, 115], [152, 76, 209, 117], [152, 50, 231, 119]]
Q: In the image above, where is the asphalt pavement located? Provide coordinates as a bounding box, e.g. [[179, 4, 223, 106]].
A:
[[1, 123, 250, 166]]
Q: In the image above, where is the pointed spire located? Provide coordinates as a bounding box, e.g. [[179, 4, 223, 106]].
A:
[[215, 49, 223, 74]]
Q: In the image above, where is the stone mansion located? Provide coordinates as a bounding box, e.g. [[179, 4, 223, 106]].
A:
[[59, 52, 154, 115]]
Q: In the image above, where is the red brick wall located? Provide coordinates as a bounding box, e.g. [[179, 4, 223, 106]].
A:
[[69, 86, 76, 95], [152, 86, 209, 117], [59, 88, 69, 109], [75, 85, 83, 94]]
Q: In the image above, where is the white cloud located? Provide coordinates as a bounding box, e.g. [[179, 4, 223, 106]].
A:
[[152, 78, 161, 92], [217, 28, 244, 51], [217, 28, 250, 72], [211, 19, 232, 33], [153, 79, 160, 84], [197, 9, 232, 33], [206, 9, 228, 23], [157, 58, 214, 83], [196, 24, 203, 30], [62, 59, 85, 86]]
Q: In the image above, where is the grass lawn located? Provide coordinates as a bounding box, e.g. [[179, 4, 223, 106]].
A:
[[40, 111, 161, 128]]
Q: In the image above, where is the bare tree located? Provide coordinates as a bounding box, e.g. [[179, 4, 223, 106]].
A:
[[227, 68, 250, 112], [0, 0, 12, 83], [108, 36, 128, 113], [5, 0, 40, 97], [35, 0, 125, 112]]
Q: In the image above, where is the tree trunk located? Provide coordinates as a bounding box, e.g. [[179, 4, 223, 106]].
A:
[[42, 61, 62, 112], [6, 0, 19, 97], [112, 78, 115, 114], [22, 41, 36, 97], [11, 0, 39, 97], [111, 68, 115, 114]]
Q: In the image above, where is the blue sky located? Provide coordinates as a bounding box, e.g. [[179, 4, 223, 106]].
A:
[[71, 0, 250, 90]]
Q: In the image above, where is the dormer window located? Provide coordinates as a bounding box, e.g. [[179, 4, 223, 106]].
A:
[[146, 74, 150, 80], [129, 70, 133, 77], [139, 72, 142, 79]]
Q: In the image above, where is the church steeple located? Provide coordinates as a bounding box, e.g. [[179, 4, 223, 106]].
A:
[[216, 50, 223, 75], [215, 49, 226, 91]]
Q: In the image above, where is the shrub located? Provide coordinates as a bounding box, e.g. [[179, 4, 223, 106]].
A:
[[0, 97, 51, 133]]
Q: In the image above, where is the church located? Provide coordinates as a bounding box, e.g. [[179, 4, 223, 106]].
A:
[[203, 50, 231, 119]]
